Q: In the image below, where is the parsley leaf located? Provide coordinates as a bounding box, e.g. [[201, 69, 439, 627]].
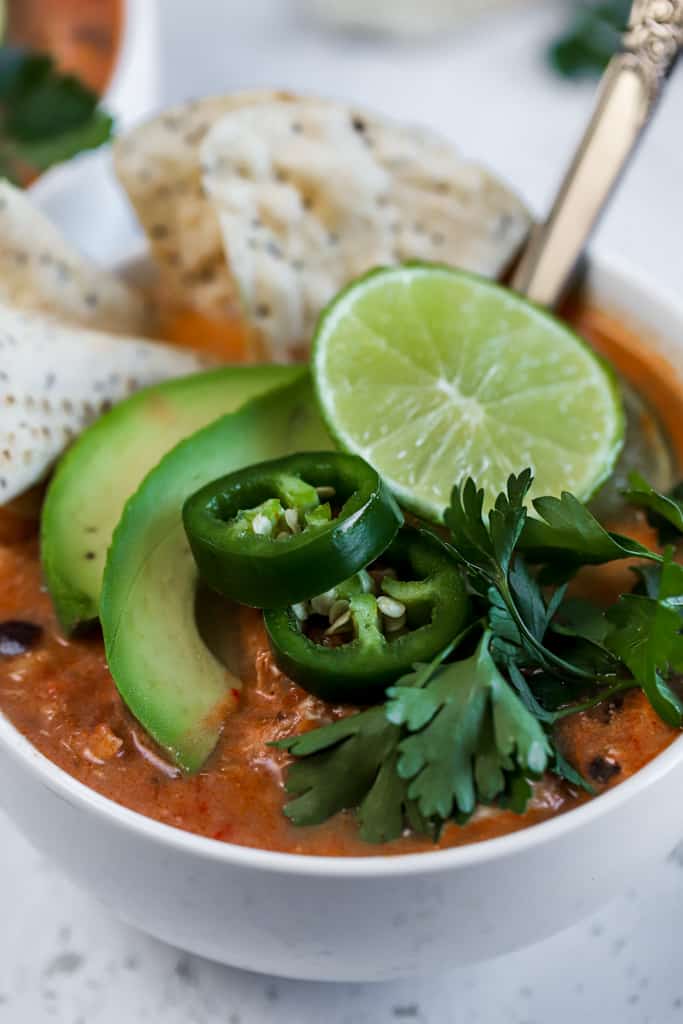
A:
[[0, 47, 113, 184], [388, 633, 550, 819], [623, 472, 683, 544]]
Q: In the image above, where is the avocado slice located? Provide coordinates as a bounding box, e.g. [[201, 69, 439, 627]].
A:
[[42, 364, 297, 631], [100, 373, 330, 771]]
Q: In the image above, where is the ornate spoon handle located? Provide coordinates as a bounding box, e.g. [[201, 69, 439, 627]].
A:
[[511, 0, 683, 307]]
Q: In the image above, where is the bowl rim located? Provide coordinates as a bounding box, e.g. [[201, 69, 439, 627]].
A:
[[2, 217, 683, 876]]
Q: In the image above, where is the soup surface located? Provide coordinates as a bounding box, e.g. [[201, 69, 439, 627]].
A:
[[0, 298, 681, 856]]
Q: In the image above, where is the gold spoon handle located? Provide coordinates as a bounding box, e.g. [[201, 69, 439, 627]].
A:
[[512, 0, 683, 307]]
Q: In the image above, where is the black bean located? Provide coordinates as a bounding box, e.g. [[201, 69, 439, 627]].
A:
[[588, 755, 621, 784], [0, 620, 42, 657]]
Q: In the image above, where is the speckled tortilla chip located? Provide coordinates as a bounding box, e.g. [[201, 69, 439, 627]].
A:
[[200, 100, 531, 361], [112, 92, 293, 332], [0, 305, 204, 503], [0, 181, 152, 335]]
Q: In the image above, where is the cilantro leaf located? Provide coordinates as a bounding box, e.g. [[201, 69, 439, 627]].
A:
[[447, 471, 683, 729], [548, 0, 630, 80], [490, 469, 534, 575], [551, 597, 610, 646], [276, 634, 551, 841], [388, 633, 551, 820], [274, 708, 403, 833], [9, 109, 113, 171], [605, 552, 683, 727], [650, 553, 683, 607], [357, 750, 437, 844], [444, 470, 533, 592], [447, 474, 607, 683], [623, 473, 683, 544], [0, 50, 99, 141], [505, 662, 556, 724], [552, 748, 596, 795], [631, 563, 668, 600], [548, 597, 621, 678], [519, 491, 658, 573], [278, 469, 683, 844], [0, 47, 113, 183]]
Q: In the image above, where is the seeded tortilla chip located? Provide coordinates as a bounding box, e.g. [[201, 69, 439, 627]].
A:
[[112, 92, 293, 334], [0, 180, 152, 335], [0, 305, 204, 503], [200, 100, 530, 360]]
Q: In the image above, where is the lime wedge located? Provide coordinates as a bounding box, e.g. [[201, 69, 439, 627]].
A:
[[312, 264, 624, 522]]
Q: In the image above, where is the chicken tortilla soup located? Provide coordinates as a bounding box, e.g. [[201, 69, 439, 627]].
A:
[[1, 93, 682, 856]]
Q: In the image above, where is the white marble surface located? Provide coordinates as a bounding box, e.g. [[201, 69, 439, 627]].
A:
[[2, 2, 683, 1020], [3, 826, 683, 1022]]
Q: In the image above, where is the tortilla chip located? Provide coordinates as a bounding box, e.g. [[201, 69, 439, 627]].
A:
[[112, 92, 292, 332], [0, 181, 152, 335], [200, 100, 531, 360], [0, 305, 204, 503]]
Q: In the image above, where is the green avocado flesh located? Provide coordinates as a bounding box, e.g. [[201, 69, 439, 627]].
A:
[[100, 374, 331, 772], [41, 364, 297, 631]]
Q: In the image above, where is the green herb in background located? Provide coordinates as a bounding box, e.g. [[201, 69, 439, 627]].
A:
[[549, 0, 631, 79], [0, 47, 113, 185]]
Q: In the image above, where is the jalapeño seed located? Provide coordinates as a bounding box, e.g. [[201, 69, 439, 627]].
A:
[[377, 596, 406, 619], [325, 610, 352, 636]]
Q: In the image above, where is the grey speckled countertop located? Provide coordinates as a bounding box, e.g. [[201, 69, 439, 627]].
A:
[[2, 2, 683, 1020], [2, 820, 683, 1022]]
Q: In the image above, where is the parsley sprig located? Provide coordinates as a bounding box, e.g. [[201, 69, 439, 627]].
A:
[[275, 470, 683, 843]]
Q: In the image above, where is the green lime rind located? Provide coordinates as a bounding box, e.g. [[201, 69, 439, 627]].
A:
[[312, 263, 624, 523]]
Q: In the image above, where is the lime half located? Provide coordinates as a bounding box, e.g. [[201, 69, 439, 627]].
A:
[[312, 264, 624, 522]]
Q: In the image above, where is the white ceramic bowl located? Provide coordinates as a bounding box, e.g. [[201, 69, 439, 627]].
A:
[[2, 165, 683, 982]]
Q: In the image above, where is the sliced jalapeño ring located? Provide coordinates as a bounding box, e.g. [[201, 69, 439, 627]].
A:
[[183, 451, 403, 608], [264, 528, 470, 703]]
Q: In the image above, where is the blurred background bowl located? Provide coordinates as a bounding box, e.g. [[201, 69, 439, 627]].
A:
[[3, 0, 160, 129], [295, 0, 532, 38]]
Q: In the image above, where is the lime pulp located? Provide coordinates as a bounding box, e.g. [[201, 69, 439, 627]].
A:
[[312, 264, 624, 522]]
